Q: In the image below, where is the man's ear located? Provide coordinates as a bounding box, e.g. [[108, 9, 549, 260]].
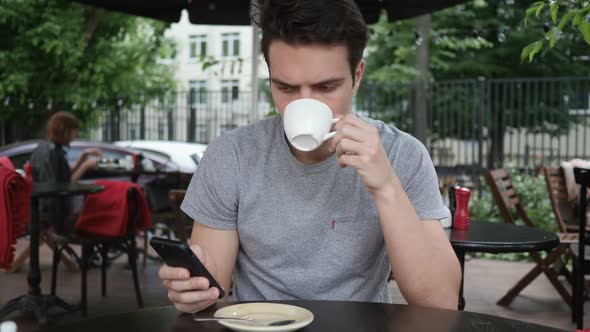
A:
[[353, 59, 365, 94]]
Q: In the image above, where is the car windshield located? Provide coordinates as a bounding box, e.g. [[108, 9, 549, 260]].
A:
[[65, 147, 130, 165], [131, 148, 171, 161], [190, 153, 200, 166]]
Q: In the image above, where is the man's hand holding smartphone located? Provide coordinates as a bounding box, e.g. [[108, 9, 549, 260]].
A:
[[157, 243, 223, 313]]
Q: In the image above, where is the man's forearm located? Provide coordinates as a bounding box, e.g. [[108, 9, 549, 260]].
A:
[[373, 176, 461, 309], [189, 222, 239, 296]]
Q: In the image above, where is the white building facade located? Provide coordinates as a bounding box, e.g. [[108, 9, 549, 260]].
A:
[[164, 12, 272, 142]]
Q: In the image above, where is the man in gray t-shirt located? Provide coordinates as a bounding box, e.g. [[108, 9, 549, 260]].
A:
[[181, 115, 447, 304], [158, 0, 461, 313]]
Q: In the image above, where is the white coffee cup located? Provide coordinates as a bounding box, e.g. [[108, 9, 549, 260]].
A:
[[283, 98, 339, 152]]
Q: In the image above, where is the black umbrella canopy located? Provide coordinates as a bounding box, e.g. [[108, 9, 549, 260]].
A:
[[361, 0, 471, 22], [73, 0, 469, 25], [74, 0, 185, 23]]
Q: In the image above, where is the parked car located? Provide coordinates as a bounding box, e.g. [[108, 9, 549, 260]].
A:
[[0, 140, 181, 212], [114, 140, 207, 174]]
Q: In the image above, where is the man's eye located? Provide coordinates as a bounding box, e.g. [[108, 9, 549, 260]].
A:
[[278, 85, 293, 92], [319, 85, 336, 92]]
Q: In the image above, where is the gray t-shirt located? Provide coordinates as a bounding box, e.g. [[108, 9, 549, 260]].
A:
[[181, 115, 446, 303]]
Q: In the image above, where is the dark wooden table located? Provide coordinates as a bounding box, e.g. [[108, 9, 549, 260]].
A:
[[45, 300, 567, 332], [446, 220, 560, 310], [0, 182, 104, 326]]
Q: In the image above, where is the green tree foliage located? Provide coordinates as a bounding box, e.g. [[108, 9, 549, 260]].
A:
[[365, 2, 492, 85], [441, 0, 589, 77], [360, 5, 491, 134], [365, 0, 590, 82], [522, 0, 590, 62], [0, 0, 176, 133], [361, 0, 589, 169]]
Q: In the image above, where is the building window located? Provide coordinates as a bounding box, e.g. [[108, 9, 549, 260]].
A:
[[195, 124, 208, 143], [189, 35, 207, 59], [221, 80, 239, 104], [189, 80, 208, 106], [158, 121, 165, 140], [128, 125, 138, 140], [221, 33, 240, 58]]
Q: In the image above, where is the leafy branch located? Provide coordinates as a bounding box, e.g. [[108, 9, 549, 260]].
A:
[[521, 0, 590, 62]]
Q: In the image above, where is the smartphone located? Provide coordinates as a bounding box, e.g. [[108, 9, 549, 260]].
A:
[[149, 237, 225, 299]]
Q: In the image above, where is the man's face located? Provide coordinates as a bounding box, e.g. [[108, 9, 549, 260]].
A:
[[268, 40, 364, 119]]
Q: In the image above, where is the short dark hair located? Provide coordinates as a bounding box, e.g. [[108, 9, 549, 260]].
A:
[[253, 0, 368, 82], [47, 111, 80, 145]]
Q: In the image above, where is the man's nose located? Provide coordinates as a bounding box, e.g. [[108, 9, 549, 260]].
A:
[[298, 87, 313, 99]]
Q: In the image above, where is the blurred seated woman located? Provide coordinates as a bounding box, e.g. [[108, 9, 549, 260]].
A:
[[30, 111, 102, 235]]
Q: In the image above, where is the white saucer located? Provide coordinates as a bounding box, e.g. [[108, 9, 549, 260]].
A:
[[213, 303, 314, 332]]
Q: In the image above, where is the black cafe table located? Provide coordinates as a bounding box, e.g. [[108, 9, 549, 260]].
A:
[[0, 182, 104, 326], [446, 220, 560, 310], [45, 300, 567, 332]]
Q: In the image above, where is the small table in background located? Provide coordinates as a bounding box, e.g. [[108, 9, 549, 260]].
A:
[[0, 182, 104, 326], [446, 220, 560, 310]]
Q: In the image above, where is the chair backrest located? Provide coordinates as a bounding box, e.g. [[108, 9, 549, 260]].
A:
[[544, 166, 576, 233], [125, 187, 139, 238], [168, 189, 188, 242], [0, 166, 32, 269], [485, 168, 534, 227], [76, 180, 151, 238], [0, 157, 15, 170]]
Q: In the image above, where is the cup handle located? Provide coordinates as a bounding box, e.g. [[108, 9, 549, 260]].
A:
[[323, 131, 337, 142], [323, 118, 340, 142]]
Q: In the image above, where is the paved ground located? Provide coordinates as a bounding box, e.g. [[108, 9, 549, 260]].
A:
[[0, 242, 582, 331]]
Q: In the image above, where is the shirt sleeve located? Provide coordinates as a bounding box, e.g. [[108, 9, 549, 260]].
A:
[[180, 135, 240, 230], [392, 134, 447, 221]]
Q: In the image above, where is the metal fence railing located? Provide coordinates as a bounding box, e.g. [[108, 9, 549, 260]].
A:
[[355, 77, 590, 185], [2, 76, 589, 187], [91, 90, 274, 144]]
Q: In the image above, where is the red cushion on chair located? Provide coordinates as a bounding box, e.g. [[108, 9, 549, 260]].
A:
[[75, 180, 152, 237], [0, 157, 15, 170], [0, 165, 32, 270]]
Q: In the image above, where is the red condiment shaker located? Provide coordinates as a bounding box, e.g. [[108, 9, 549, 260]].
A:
[[453, 187, 471, 230], [448, 184, 460, 228]]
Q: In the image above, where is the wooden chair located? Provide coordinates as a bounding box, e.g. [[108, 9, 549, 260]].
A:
[[544, 166, 590, 233], [485, 168, 575, 307], [546, 166, 590, 327], [544, 166, 580, 280]]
